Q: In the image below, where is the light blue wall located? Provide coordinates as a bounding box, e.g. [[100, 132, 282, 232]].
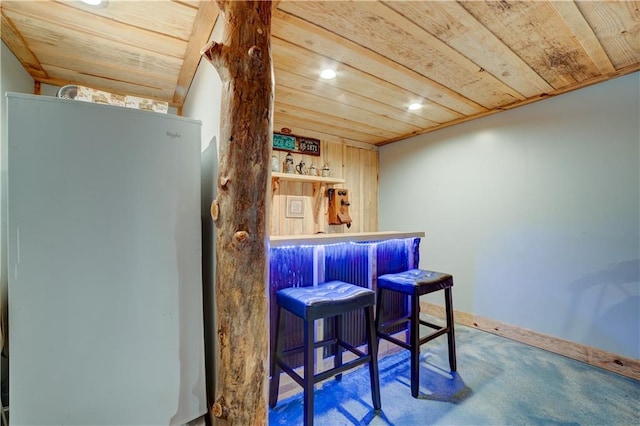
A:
[[379, 72, 640, 359], [182, 57, 222, 153], [182, 19, 223, 154]]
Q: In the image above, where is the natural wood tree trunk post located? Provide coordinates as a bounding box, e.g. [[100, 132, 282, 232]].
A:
[[201, 1, 273, 424]]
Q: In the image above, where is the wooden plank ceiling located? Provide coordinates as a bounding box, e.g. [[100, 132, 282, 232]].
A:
[[1, 0, 639, 146]]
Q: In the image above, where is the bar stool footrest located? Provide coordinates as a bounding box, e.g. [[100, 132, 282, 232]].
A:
[[419, 327, 448, 345], [279, 337, 339, 359], [378, 332, 412, 351], [314, 355, 372, 383]]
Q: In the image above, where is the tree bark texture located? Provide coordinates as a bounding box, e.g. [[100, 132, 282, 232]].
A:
[[201, 1, 273, 424]]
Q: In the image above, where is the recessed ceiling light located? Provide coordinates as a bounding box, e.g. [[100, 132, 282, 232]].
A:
[[408, 103, 422, 111], [81, 0, 107, 7], [320, 69, 337, 80]]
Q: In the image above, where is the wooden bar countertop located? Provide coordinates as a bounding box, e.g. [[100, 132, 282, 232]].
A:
[[269, 231, 425, 248]]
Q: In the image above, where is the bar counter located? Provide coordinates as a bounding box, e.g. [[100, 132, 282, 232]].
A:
[[268, 231, 424, 364], [270, 231, 425, 247]]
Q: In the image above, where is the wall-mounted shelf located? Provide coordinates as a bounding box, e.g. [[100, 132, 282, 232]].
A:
[[271, 172, 345, 233], [271, 172, 345, 185]]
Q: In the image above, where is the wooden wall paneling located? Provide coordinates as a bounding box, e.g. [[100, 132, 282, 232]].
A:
[[351, 146, 365, 233], [325, 140, 345, 181], [299, 151, 321, 234], [270, 139, 379, 236], [340, 144, 354, 232], [301, 178, 314, 234], [345, 145, 362, 233], [311, 183, 324, 234], [270, 180, 281, 236], [326, 142, 346, 234], [276, 181, 287, 235], [288, 181, 302, 235], [362, 149, 379, 232], [321, 139, 336, 232], [283, 182, 295, 235]]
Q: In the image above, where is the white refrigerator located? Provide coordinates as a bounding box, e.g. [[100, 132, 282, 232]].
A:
[[5, 93, 207, 425]]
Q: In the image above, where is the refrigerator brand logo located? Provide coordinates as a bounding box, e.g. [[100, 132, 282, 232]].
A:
[[166, 131, 181, 139]]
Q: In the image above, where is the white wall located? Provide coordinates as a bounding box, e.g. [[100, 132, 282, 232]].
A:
[[379, 72, 640, 359]]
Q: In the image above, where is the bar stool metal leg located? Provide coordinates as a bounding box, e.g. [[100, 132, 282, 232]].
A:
[[374, 287, 383, 333], [445, 287, 457, 371], [335, 314, 343, 381], [410, 293, 420, 398], [303, 318, 315, 426], [365, 305, 382, 409]]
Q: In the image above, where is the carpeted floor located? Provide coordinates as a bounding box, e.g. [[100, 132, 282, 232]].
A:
[[269, 324, 640, 425]]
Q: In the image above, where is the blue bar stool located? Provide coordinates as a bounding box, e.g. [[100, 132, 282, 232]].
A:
[[269, 281, 382, 426], [375, 269, 457, 398]]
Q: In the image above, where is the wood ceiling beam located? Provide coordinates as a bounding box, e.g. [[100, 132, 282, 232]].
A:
[[0, 13, 48, 80], [173, 0, 219, 106]]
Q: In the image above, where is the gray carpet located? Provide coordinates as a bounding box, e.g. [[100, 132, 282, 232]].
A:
[[269, 324, 640, 425]]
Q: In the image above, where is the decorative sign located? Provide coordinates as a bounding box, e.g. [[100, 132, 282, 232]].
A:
[[273, 133, 296, 151], [272, 133, 321, 156], [297, 137, 320, 155]]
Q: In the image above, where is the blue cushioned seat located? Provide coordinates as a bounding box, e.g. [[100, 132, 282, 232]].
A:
[[378, 269, 452, 295], [375, 269, 456, 398], [277, 280, 376, 320], [270, 281, 381, 426]]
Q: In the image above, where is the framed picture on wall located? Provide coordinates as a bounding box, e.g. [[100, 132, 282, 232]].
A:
[[285, 196, 305, 218]]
